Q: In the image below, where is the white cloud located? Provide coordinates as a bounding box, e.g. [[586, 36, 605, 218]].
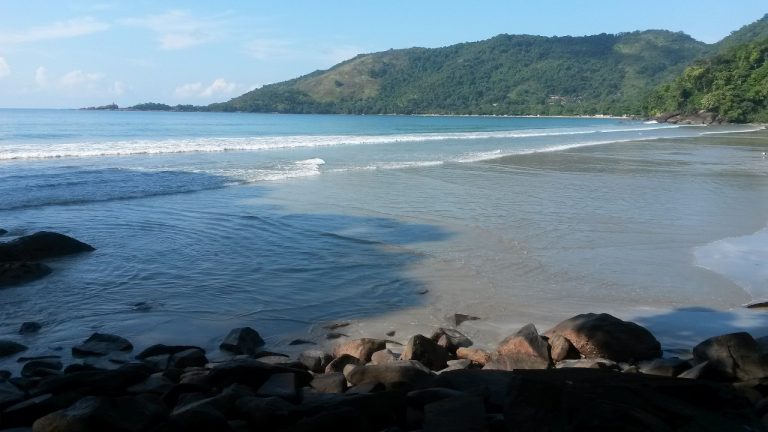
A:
[[110, 81, 125, 96], [35, 67, 48, 87], [174, 78, 239, 98], [0, 57, 10, 78], [58, 70, 104, 89], [0, 17, 109, 46], [120, 10, 216, 50]]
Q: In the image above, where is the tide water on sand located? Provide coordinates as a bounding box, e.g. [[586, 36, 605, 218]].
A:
[[1, 110, 767, 364]]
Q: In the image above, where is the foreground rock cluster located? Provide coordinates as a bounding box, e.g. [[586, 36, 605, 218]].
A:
[[0, 231, 95, 287], [0, 313, 767, 431]]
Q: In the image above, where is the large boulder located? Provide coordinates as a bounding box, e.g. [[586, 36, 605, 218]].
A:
[[219, 327, 264, 355], [72, 333, 133, 357], [0, 231, 95, 262], [693, 332, 768, 381], [544, 313, 661, 362], [494, 323, 551, 370], [332, 338, 386, 362], [32, 394, 168, 432], [0, 262, 52, 287], [401, 334, 449, 371], [345, 361, 434, 389]]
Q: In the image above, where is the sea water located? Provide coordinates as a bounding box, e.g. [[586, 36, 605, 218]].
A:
[[1, 109, 767, 360]]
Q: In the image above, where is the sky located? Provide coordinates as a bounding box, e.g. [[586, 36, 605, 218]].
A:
[[0, 1, 765, 108]]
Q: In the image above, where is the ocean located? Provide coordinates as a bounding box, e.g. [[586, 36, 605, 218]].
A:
[[1, 109, 767, 362]]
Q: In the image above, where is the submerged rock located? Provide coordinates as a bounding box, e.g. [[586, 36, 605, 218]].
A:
[[453, 314, 480, 326], [0, 231, 95, 262], [19, 321, 42, 335], [219, 327, 264, 355], [0, 340, 28, 357], [0, 262, 52, 287], [544, 313, 661, 363]]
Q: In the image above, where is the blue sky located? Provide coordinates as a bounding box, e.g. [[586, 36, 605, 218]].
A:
[[0, 1, 764, 108]]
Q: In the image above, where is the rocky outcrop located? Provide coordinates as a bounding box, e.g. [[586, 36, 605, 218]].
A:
[[72, 333, 133, 357], [0, 320, 764, 430], [0, 231, 95, 262], [0, 231, 95, 288], [219, 327, 265, 355], [654, 110, 726, 125], [544, 313, 662, 362]]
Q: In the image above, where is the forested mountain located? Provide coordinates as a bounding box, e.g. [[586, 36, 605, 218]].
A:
[[210, 31, 708, 116], [647, 36, 768, 122]]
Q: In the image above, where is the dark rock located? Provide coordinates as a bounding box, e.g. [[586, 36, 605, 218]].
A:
[[130, 301, 152, 312], [385, 330, 396, 337], [250, 356, 300, 368], [456, 347, 491, 366], [406, 387, 468, 410], [142, 354, 171, 370], [333, 338, 386, 362], [0, 370, 11, 380], [21, 359, 63, 378], [0, 262, 52, 287], [345, 361, 434, 389], [495, 323, 551, 370], [255, 372, 301, 403], [432, 369, 517, 410], [18, 355, 60, 363], [423, 395, 487, 432], [236, 396, 296, 430], [159, 383, 210, 408], [218, 327, 264, 355], [547, 334, 579, 363], [126, 372, 175, 394], [178, 368, 209, 386], [161, 404, 233, 432], [31, 366, 149, 397], [401, 334, 449, 371], [431, 328, 473, 354], [252, 351, 289, 359], [0, 231, 94, 262], [345, 381, 385, 395], [370, 349, 398, 365], [0, 381, 25, 408], [0, 229, 6, 236], [638, 357, 691, 377], [204, 358, 311, 390], [168, 349, 207, 369], [19, 321, 42, 335], [693, 332, 768, 381], [9, 376, 41, 392], [544, 313, 661, 362], [135, 344, 203, 360], [325, 332, 347, 340], [454, 314, 480, 326], [503, 368, 761, 431], [310, 373, 347, 394], [63, 364, 103, 374], [32, 394, 168, 432], [3, 393, 81, 428], [298, 349, 331, 373], [289, 339, 315, 346], [72, 333, 133, 357], [0, 340, 28, 357], [324, 354, 361, 374]]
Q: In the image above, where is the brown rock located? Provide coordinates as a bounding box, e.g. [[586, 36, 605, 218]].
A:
[[455, 347, 491, 366], [370, 349, 398, 365], [332, 338, 386, 362], [324, 354, 361, 374], [548, 334, 579, 363], [494, 323, 551, 369], [544, 313, 661, 362]]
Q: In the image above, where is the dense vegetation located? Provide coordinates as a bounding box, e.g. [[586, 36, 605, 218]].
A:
[[211, 31, 707, 116], [647, 37, 768, 122], [128, 102, 204, 112]]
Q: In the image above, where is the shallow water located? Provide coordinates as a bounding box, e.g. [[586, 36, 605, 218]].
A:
[[1, 110, 767, 363]]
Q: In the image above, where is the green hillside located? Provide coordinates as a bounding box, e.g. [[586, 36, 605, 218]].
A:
[[211, 31, 708, 116], [647, 37, 768, 122]]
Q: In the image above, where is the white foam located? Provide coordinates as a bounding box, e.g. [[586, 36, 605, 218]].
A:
[[0, 124, 685, 160]]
